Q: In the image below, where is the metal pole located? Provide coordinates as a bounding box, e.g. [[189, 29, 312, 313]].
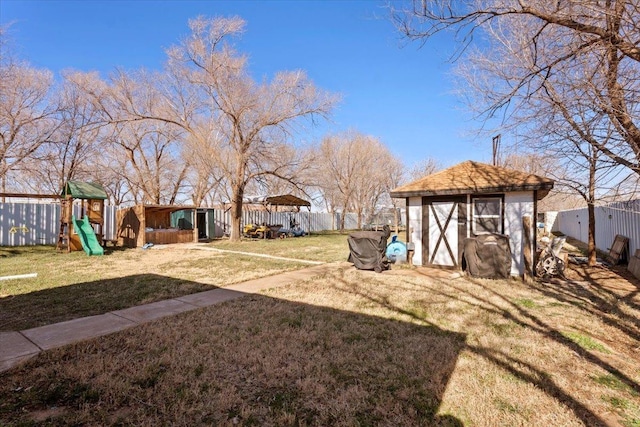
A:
[[492, 134, 501, 166]]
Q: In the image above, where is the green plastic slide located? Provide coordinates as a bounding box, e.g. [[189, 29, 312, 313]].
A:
[[72, 215, 104, 256]]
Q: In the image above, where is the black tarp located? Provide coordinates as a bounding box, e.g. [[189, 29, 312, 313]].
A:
[[463, 233, 512, 279], [347, 226, 391, 273]]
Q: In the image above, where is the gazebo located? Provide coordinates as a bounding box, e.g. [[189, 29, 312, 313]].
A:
[[243, 194, 312, 232]]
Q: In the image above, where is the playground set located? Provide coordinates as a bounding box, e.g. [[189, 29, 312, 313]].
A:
[[56, 181, 108, 256]]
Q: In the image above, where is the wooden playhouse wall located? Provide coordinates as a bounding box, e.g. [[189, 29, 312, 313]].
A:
[[116, 205, 145, 248], [116, 205, 197, 248]]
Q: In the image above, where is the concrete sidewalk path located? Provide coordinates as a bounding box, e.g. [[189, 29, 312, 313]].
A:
[[0, 262, 343, 373]]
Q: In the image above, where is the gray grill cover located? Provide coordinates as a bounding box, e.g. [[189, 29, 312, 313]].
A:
[[463, 233, 512, 279], [347, 226, 391, 273]]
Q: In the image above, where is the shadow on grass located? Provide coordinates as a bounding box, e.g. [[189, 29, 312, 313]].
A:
[[402, 268, 639, 427], [0, 276, 465, 426], [0, 247, 23, 258], [557, 263, 640, 318], [0, 274, 216, 332]]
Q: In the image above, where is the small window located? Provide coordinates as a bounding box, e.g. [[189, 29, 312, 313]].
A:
[[473, 197, 502, 234]]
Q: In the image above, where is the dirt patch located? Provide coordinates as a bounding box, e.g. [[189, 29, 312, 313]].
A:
[[28, 406, 67, 422], [565, 262, 640, 293], [559, 234, 640, 292]]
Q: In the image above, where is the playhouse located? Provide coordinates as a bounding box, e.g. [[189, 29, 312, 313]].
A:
[[390, 161, 554, 277], [116, 204, 200, 248]]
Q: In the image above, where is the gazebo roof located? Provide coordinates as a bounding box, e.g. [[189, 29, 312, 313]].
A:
[[244, 194, 311, 207], [390, 161, 554, 200]]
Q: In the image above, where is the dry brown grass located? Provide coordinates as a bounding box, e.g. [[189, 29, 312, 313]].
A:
[[1, 262, 639, 426], [207, 233, 349, 263], [0, 245, 313, 331]]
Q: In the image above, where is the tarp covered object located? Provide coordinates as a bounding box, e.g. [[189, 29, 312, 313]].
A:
[[347, 226, 391, 273], [463, 233, 512, 279]]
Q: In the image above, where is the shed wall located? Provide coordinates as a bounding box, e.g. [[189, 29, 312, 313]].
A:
[[504, 191, 535, 276], [408, 197, 423, 265]]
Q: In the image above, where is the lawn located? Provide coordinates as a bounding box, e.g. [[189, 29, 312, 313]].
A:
[[1, 235, 639, 426], [206, 232, 349, 263], [0, 233, 350, 331]]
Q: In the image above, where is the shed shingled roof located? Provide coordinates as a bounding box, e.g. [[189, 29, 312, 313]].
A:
[[389, 161, 554, 200]]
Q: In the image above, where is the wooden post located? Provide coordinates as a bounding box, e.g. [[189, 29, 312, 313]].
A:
[[193, 208, 198, 242], [523, 215, 533, 282]]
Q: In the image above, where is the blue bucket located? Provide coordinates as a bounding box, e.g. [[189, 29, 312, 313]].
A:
[[386, 235, 407, 263]]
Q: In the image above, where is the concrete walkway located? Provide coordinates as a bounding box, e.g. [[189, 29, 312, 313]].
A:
[[0, 262, 342, 373], [187, 244, 325, 265]]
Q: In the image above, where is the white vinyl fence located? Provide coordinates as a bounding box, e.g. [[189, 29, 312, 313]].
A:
[[208, 210, 359, 237], [0, 202, 118, 246], [1, 202, 367, 246], [554, 205, 640, 257]]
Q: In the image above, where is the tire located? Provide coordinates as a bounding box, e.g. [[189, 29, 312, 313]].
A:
[[535, 254, 552, 278], [556, 258, 566, 278], [536, 254, 563, 278]]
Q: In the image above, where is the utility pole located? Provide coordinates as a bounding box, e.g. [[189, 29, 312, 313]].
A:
[[492, 134, 501, 166]]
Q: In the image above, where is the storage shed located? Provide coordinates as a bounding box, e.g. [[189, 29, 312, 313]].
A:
[[389, 161, 554, 276]]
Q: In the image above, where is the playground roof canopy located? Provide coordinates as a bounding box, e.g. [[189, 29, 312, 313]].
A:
[[244, 194, 311, 207], [62, 181, 108, 200]]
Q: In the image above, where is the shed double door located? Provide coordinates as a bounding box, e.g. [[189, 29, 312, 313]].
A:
[[422, 197, 467, 268]]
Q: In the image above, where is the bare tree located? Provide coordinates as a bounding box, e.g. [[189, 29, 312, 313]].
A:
[[378, 152, 406, 233], [182, 129, 227, 207], [95, 147, 134, 206], [394, 0, 640, 174], [407, 157, 441, 181], [351, 140, 404, 229], [316, 131, 401, 231], [19, 71, 106, 194], [93, 17, 337, 240], [527, 110, 623, 265], [0, 47, 58, 193], [316, 131, 362, 231], [109, 119, 188, 205]]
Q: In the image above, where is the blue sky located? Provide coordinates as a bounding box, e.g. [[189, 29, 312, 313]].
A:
[[1, 0, 494, 168]]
